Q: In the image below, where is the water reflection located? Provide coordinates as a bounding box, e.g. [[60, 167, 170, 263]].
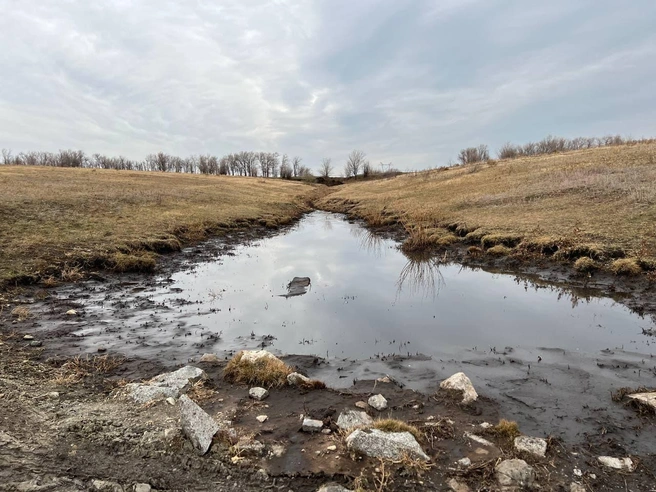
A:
[[351, 226, 386, 258], [282, 276, 312, 298], [396, 251, 446, 299]]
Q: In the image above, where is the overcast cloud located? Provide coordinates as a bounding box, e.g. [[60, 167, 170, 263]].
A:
[[1, 0, 655, 171]]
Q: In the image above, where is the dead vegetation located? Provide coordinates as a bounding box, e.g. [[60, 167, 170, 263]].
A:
[[10, 305, 32, 321], [0, 166, 314, 288], [484, 419, 521, 447], [319, 143, 656, 274], [52, 354, 125, 385], [371, 418, 422, 442], [223, 351, 293, 388]]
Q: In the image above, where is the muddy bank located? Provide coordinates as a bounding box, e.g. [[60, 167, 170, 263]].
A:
[[1, 340, 654, 491]]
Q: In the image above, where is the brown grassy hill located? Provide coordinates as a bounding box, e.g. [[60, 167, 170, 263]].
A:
[[0, 166, 314, 286], [319, 143, 656, 274]]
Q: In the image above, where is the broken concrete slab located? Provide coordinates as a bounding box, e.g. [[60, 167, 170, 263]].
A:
[[440, 372, 478, 404], [124, 366, 206, 404], [302, 418, 323, 432], [514, 435, 547, 457], [597, 456, 635, 471], [346, 428, 429, 461], [178, 394, 219, 455], [495, 459, 535, 489]]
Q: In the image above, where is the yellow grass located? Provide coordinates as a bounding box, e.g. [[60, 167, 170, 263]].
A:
[[319, 143, 656, 271], [223, 351, 293, 388], [0, 166, 314, 286]]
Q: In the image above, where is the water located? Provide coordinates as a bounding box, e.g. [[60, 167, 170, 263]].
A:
[[61, 211, 654, 361]]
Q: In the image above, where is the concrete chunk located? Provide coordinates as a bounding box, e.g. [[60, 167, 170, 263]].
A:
[[179, 394, 219, 455]]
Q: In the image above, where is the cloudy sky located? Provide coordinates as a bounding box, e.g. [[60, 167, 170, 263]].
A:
[[1, 1, 655, 172]]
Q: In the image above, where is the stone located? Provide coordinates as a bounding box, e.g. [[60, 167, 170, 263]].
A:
[[178, 394, 219, 455], [456, 457, 471, 467], [91, 480, 123, 491], [23, 335, 34, 340], [464, 432, 494, 447], [368, 394, 388, 411], [573, 468, 582, 477], [199, 353, 220, 363], [269, 444, 286, 458], [336, 410, 373, 431], [29, 340, 42, 347], [233, 437, 265, 456], [249, 387, 269, 401], [570, 483, 586, 492], [287, 372, 310, 386], [322, 428, 332, 434], [124, 384, 179, 404], [327, 445, 337, 451], [627, 392, 656, 411], [125, 366, 206, 404], [514, 436, 547, 457], [165, 397, 176, 405], [479, 422, 493, 429], [346, 428, 429, 461], [354, 401, 368, 409], [256, 415, 268, 423], [302, 418, 323, 432], [440, 372, 478, 404], [66, 309, 77, 316], [495, 459, 535, 488], [134, 485, 151, 492], [150, 365, 205, 390], [317, 484, 352, 492], [597, 456, 634, 471], [240, 350, 279, 364], [47, 392, 60, 399], [256, 469, 269, 481], [447, 478, 472, 492]]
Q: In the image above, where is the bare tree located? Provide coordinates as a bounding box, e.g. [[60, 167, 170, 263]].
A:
[[319, 158, 333, 178], [457, 145, 489, 165], [1, 148, 12, 165], [292, 156, 302, 177], [344, 150, 366, 177]]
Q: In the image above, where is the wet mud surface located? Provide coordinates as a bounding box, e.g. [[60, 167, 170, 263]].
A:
[[2, 211, 656, 490]]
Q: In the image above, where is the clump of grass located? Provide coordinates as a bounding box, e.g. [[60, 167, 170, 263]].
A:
[[488, 419, 520, 442], [60, 266, 84, 282], [487, 245, 513, 256], [187, 380, 217, 402], [107, 252, 157, 273], [53, 354, 125, 385], [371, 418, 422, 442], [463, 228, 488, 244], [401, 225, 432, 253], [430, 231, 459, 246], [481, 234, 522, 249], [574, 256, 599, 273], [299, 379, 327, 390], [11, 306, 32, 321], [467, 246, 483, 256], [518, 236, 564, 255], [223, 351, 293, 388], [41, 276, 59, 288], [610, 258, 642, 276]]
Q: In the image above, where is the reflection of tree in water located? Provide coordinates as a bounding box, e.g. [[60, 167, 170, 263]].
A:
[[350, 227, 387, 257], [396, 251, 446, 299]]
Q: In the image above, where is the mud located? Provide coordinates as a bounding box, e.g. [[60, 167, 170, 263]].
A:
[[2, 211, 656, 490]]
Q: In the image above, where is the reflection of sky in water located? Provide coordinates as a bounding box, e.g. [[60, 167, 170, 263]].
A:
[[146, 211, 655, 359]]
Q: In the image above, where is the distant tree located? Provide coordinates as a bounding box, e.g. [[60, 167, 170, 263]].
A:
[[280, 161, 293, 179], [1, 148, 12, 165], [457, 145, 489, 165], [344, 150, 366, 177], [319, 157, 333, 178], [292, 156, 302, 177], [298, 165, 313, 178]]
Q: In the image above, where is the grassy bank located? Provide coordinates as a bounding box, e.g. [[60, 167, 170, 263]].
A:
[[0, 166, 314, 287], [319, 143, 656, 275]]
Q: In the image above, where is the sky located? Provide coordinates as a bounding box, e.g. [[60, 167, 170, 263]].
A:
[[1, 0, 655, 172]]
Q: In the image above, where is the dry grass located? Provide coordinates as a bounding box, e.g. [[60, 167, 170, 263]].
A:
[[371, 418, 422, 442], [610, 258, 642, 275], [486, 245, 513, 256], [223, 351, 293, 388], [52, 354, 125, 385], [574, 256, 599, 273], [319, 143, 656, 272], [10, 306, 32, 321], [485, 419, 521, 446], [0, 166, 314, 287]]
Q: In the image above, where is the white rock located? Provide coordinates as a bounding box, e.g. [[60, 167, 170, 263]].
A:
[[336, 410, 373, 431], [514, 436, 547, 457], [495, 459, 535, 488], [287, 372, 310, 386], [354, 401, 368, 409], [447, 478, 471, 492], [47, 392, 60, 399], [124, 384, 179, 404], [23, 335, 34, 340], [479, 422, 493, 429], [256, 415, 268, 423], [302, 418, 323, 432], [368, 394, 388, 411], [317, 484, 352, 492], [570, 483, 586, 492], [165, 397, 176, 406], [199, 353, 219, 363], [150, 366, 205, 390], [321, 428, 332, 435], [456, 457, 471, 467], [627, 392, 656, 410], [91, 480, 123, 491], [573, 468, 582, 477], [440, 372, 478, 404], [346, 428, 429, 461], [249, 387, 269, 401], [464, 432, 494, 447], [134, 485, 151, 492], [597, 456, 634, 471], [125, 366, 206, 404], [66, 309, 77, 316], [326, 445, 337, 451], [269, 444, 286, 458], [240, 350, 279, 364], [178, 394, 219, 455]]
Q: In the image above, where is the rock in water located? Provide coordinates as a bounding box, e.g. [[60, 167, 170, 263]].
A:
[[440, 372, 478, 404], [514, 436, 547, 457], [178, 394, 219, 455], [287, 372, 310, 386], [199, 353, 219, 363], [368, 394, 388, 411], [346, 429, 429, 461], [249, 387, 269, 400], [336, 410, 373, 431], [302, 418, 323, 432], [495, 459, 535, 488], [282, 277, 311, 298], [66, 309, 77, 316], [597, 456, 634, 471]]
